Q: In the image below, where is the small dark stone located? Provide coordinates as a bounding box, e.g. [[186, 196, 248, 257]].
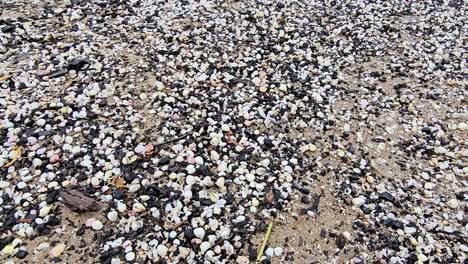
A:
[[197, 165, 211, 176], [293, 182, 310, 194], [16, 249, 28, 259], [1, 25, 15, 33], [46, 190, 59, 204], [248, 244, 257, 260], [362, 206, 372, 214], [384, 219, 403, 230], [264, 138, 274, 148], [112, 189, 125, 199], [277, 2, 285, 9], [158, 157, 171, 166], [18, 82, 27, 89], [301, 196, 311, 204], [371, 137, 386, 143], [184, 228, 194, 240], [421, 127, 432, 134], [48, 68, 68, 78], [68, 58, 89, 71], [47, 215, 60, 226], [76, 225, 86, 236], [335, 234, 347, 249], [320, 229, 328, 238], [381, 192, 395, 203]]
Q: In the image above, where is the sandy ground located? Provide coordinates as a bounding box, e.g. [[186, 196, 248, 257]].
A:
[[1, 0, 466, 263]]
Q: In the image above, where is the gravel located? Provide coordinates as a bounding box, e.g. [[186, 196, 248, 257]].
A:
[[0, 0, 466, 263]]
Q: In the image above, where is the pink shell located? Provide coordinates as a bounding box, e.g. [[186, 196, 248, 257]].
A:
[[187, 156, 196, 164], [50, 154, 60, 164], [144, 144, 154, 156], [85, 218, 96, 227], [127, 210, 136, 217]]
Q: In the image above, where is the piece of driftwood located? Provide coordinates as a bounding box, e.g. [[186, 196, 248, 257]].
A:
[[59, 189, 100, 212]]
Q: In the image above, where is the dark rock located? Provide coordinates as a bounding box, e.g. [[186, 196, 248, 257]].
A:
[[67, 58, 89, 71], [16, 250, 28, 259]]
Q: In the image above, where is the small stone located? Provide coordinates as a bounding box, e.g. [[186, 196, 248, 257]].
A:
[[210, 136, 220, 146], [117, 202, 127, 212], [251, 198, 259, 207], [194, 227, 205, 239], [215, 177, 225, 188], [92, 220, 104, 230], [342, 231, 352, 241], [50, 154, 60, 164], [39, 206, 51, 217], [16, 249, 28, 259], [50, 243, 65, 257], [187, 165, 196, 174], [107, 211, 118, 222], [307, 144, 317, 152], [245, 174, 255, 182], [125, 251, 136, 261], [37, 119, 46, 126], [0, 181, 10, 188], [352, 197, 366, 206], [85, 218, 96, 227], [132, 203, 146, 213], [434, 146, 447, 154], [156, 244, 168, 257], [128, 184, 141, 193], [236, 256, 250, 264], [447, 199, 459, 209], [274, 247, 283, 256], [200, 241, 211, 253], [404, 226, 416, 234], [37, 242, 49, 251], [32, 158, 43, 167], [17, 182, 27, 189], [301, 196, 311, 204], [186, 176, 197, 185], [2, 245, 14, 255], [265, 247, 274, 257]]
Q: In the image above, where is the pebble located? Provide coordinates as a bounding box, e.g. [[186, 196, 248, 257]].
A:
[[92, 220, 104, 230], [37, 242, 50, 251], [194, 227, 205, 239], [50, 244, 65, 257], [39, 206, 51, 217], [342, 231, 352, 241], [265, 247, 274, 257], [274, 247, 283, 256], [132, 203, 146, 213], [107, 211, 118, 222], [125, 251, 136, 261], [0, 1, 465, 263], [200, 241, 211, 253], [352, 197, 366, 206], [156, 244, 168, 257], [0, 181, 10, 188], [236, 256, 250, 264], [447, 199, 459, 209]]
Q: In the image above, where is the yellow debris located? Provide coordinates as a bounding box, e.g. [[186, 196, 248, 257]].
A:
[[3, 146, 22, 168], [256, 221, 273, 263]]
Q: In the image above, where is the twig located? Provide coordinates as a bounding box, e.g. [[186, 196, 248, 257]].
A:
[[154, 132, 192, 147], [0, 75, 12, 82], [3, 146, 22, 168], [256, 221, 273, 263]]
